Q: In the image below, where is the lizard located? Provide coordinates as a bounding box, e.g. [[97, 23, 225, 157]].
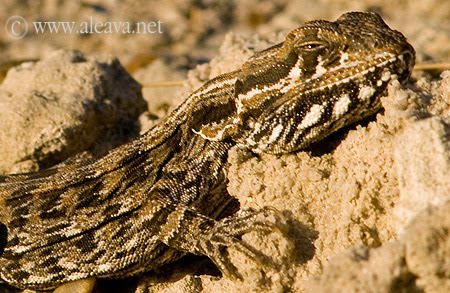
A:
[[0, 11, 415, 291]]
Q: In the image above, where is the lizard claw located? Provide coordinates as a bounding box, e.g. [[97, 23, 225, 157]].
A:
[[198, 207, 287, 279]]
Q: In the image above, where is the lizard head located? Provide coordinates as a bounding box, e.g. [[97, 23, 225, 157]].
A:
[[195, 12, 415, 154], [231, 11, 415, 154], [278, 11, 415, 86]]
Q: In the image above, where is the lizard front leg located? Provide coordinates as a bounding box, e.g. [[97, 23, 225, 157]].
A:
[[152, 201, 286, 280], [144, 139, 287, 279]]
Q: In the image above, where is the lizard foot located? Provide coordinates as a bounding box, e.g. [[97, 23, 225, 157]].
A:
[[198, 207, 288, 280]]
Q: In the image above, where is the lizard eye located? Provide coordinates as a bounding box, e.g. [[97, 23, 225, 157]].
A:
[[298, 42, 326, 51]]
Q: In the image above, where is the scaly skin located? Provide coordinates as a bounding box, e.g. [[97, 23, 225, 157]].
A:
[[0, 12, 414, 290]]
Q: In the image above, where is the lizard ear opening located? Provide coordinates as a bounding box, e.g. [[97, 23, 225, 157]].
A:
[[192, 115, 241, 141]]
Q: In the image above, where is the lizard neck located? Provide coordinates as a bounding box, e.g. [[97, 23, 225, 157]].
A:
[[140, 70, 240, 152]]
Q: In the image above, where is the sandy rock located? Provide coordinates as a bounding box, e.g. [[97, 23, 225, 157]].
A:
[[305, 200, 450, 293], [403, 200, 450, 293], [133, 59, 185, 133], [394, 117, 450, 235], [0, 50, 146, 174], [305, 243, 419, 293]]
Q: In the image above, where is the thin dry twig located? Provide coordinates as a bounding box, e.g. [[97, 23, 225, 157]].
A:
[[142, 80, 184, 88], [414, 63, 450, 71]]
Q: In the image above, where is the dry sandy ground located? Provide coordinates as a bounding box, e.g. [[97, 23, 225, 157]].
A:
[[0, 1, 449, 292]]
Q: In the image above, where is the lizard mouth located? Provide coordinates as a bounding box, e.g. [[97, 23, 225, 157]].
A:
[[397, 50, 416, 84]]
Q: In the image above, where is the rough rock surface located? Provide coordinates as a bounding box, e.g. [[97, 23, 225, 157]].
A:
[[394, 116, 450, 235], [0, 50, 146, 174]]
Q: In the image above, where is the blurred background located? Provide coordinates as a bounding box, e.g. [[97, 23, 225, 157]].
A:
[[1, 0, 449, 76]]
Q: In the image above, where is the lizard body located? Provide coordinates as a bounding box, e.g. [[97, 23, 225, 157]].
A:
[[0, 12, 414, 290]]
